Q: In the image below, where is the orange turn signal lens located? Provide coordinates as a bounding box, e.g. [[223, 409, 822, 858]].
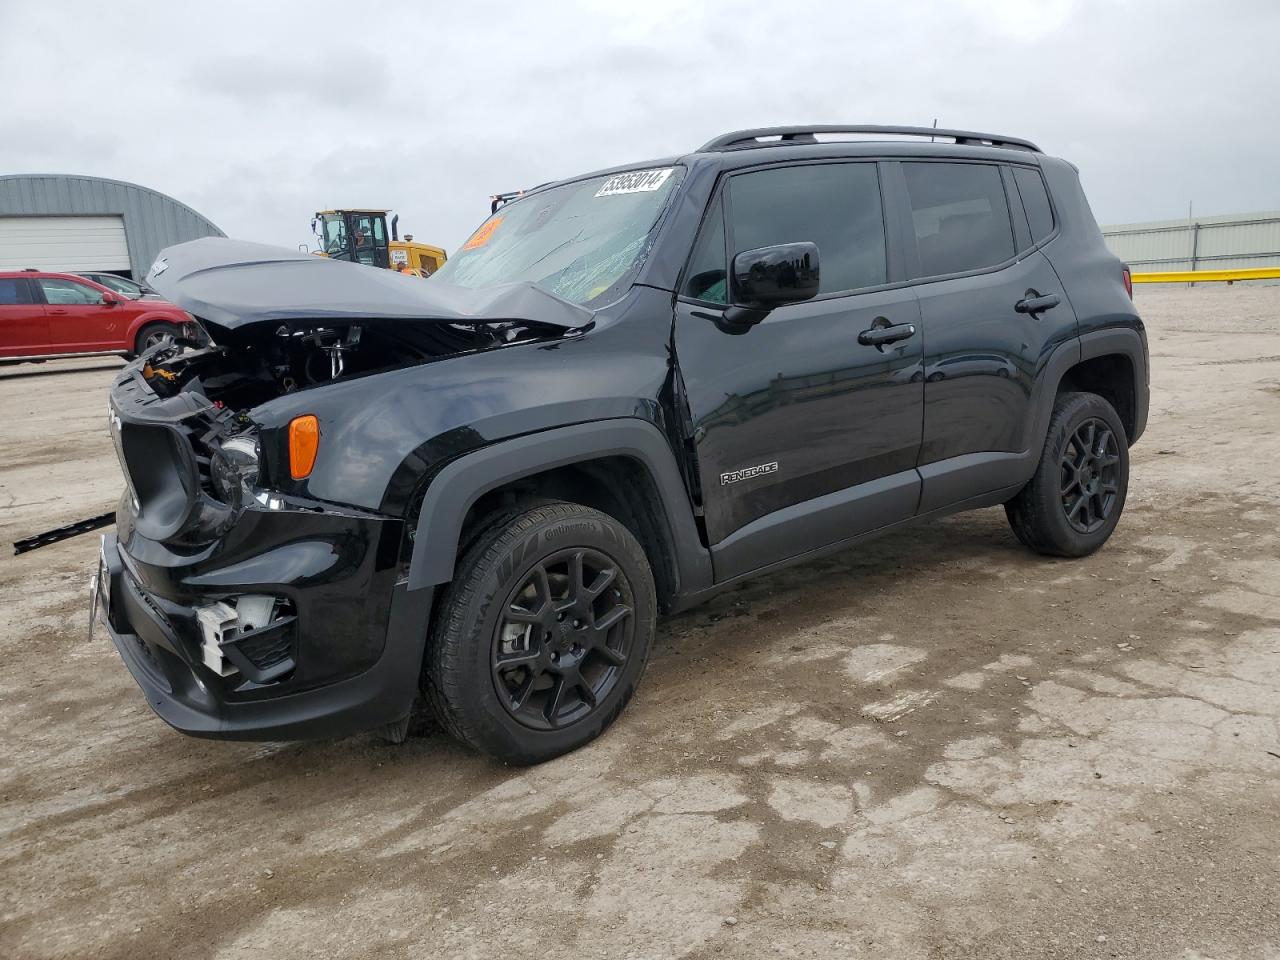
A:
[[288, 415, 319, 480]]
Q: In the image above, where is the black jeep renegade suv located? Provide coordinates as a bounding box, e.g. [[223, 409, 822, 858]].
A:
[[96, 125, 1148, 764]]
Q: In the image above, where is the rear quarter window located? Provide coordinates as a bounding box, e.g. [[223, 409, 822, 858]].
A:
[[1013, 166, 1055, 243]]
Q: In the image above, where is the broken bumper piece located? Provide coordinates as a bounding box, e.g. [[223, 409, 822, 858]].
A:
[[98, 528, 433, 741]]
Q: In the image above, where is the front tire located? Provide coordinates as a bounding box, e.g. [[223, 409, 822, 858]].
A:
[[132, 321, 181, 357], [423, 501, 657, 765], [1005, 391, 1129, 557]]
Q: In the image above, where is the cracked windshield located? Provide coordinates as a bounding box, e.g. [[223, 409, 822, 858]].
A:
[[434, 167, 682, 306]]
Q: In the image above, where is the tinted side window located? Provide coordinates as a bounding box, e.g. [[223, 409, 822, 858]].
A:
[[903, 162, 1015, 277], [0, 279, 28, 305], [1013, 166, 1055, 243], [729, 163, 886, 295], [682, 196, 727, 303]]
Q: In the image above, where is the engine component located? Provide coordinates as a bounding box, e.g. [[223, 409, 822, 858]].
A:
[[209, 434, 260, 507]]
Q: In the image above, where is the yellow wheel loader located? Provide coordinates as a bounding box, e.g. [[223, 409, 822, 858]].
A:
[[311, 209, 447, 277]]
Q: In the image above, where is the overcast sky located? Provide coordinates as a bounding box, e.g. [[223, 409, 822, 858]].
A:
[[4, 0, 1278, 253]]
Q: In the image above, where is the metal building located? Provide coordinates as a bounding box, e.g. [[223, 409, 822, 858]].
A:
[[1102, 210, 1280, 274], [0, 174, 224, 278]]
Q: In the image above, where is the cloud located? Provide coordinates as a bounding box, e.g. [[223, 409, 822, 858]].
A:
[[2, 0, 1277, 255]]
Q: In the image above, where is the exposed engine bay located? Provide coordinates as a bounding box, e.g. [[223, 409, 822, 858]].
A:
[[139, 316, 563, 410]]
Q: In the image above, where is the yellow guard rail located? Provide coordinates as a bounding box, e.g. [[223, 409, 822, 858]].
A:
[[1131, 266, 1280, 283]]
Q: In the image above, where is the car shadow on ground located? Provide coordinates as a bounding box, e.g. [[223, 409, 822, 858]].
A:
[[263, 508, 1032, 771]]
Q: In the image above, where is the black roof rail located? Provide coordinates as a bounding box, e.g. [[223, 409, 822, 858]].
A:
[[698, 125, 1041, 153]]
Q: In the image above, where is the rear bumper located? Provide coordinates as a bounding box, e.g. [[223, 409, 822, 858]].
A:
[[99, 527, 432, 741]]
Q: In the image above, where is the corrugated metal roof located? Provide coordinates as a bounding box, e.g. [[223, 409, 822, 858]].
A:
[[0, 174, 223, 277]]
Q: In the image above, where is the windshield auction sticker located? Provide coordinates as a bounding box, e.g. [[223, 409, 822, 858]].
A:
[[463, 216, 504, 250], [594, 168, 674, 197]]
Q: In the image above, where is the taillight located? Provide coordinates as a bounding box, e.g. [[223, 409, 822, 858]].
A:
[[288, 415, 319, 480], [1122, 265, 1133, 299]]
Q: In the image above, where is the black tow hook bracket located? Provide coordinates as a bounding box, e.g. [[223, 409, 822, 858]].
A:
[[13, 511, 115, 555]]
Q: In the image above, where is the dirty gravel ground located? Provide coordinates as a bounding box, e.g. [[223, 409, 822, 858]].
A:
[[2, 286, 1279, 960]]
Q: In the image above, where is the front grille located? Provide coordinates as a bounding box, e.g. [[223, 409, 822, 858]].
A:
[[109, 366, 241, 544]]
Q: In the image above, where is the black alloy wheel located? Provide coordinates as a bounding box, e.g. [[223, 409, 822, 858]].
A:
[[1005, 390, 1130, 558], [1059, 418, 1121, 534], [423, 501, 657, 764], [493, 548, 634, 730]]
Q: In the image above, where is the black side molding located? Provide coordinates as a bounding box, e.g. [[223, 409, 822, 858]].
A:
[[407, 419, 713, 594]]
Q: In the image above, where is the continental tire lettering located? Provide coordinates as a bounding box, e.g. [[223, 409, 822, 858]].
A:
[[497, 533, 542, 584], [545, 521, 597, 541]]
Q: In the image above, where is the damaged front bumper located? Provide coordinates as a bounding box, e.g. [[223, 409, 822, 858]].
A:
[[99, 349, 438, 741], [96, 498, 432, 741]]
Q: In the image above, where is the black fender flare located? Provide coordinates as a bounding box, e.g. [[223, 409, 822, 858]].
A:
[[1021, 326, 1148, 460], [406, 418, 713, 595], [1077, 326, 1149, 443]]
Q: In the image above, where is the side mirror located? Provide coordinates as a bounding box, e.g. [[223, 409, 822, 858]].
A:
[[707, 242, 820, 332], [100, 291, 121, 306], [733, 242, 820, 309]]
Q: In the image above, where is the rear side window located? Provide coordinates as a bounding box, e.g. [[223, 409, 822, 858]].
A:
[[728, 163, 887, 295], [903, 162, 1016, 277], [0, 278, 30, 305], [1013, 166, 1055, 243]]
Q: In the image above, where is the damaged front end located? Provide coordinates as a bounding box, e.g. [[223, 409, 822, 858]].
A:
[[98, 238, 588, 740], [103, 349, 416, 738]]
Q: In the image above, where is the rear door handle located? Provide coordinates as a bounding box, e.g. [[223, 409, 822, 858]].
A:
[[858, 320, 916, 348], [48, 308, 68, 315], [1015, 293, 1061, 314]]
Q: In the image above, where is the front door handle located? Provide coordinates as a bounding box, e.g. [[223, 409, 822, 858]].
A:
[[48, 308, 68, 315], [858, 320, 916, 348], [1015, 293, 1061, 314]]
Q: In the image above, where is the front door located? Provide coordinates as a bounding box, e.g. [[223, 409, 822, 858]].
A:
[[35, 276, 122, 352], [673, 161, 924, 580]]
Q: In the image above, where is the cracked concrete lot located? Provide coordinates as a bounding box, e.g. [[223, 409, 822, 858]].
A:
[[2, 285, 1279, 959]]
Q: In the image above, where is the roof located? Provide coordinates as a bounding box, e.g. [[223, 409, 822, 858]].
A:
[[497, 126, 1047, 212], [0, 174, 223, 233]]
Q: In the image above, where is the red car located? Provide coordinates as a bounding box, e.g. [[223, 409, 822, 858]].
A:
[[0, 269, 196, 363]]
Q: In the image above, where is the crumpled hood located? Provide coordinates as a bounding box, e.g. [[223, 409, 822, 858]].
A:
[[145, 237, 595, 331]]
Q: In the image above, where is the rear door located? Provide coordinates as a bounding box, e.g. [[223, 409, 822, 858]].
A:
[[674, 160, 924, 580], [895, 159, 1077, 512], [0, 278, 49, 357], [35, 276, 124, 352]]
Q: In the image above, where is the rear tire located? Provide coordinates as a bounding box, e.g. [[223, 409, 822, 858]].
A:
[[1005, 391, 1129, 557], [423, 501, 657, 765]]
